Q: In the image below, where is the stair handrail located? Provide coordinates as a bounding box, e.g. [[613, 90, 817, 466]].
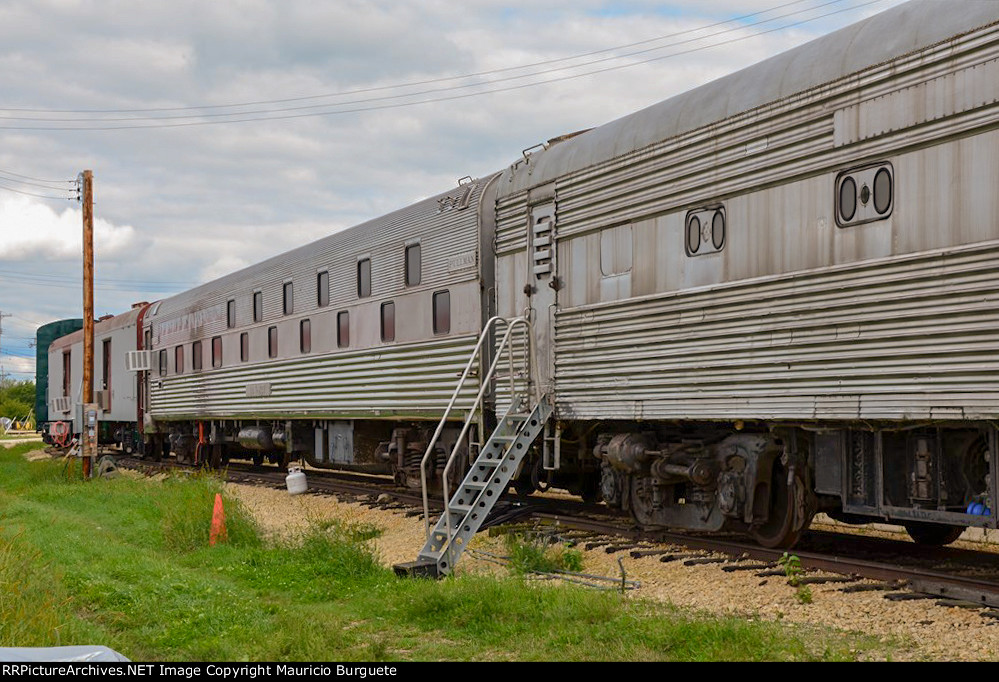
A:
[[419, 315, 528, 538], [439, 316, 532, 566]]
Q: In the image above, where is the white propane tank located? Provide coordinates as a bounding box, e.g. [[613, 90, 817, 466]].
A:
[[286, 466, 308, 495]]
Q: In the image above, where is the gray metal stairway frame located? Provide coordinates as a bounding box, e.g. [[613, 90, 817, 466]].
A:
[[405, 314, 544, 574], [420, 395, 552, 573]]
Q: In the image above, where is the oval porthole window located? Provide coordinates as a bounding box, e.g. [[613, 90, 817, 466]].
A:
[[686, 215, 701, 254], [711, 211, 725, 250], [839, 176, 857, 222], [873, 167, 892, 215]]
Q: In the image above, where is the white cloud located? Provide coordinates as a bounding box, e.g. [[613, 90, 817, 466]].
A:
[[0, 194, 136, 261]]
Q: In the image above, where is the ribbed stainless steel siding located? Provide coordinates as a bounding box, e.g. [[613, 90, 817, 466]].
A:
[[150, 335, 479, 420], [555, 241, 999, 421], [495, 196, 528, 255]]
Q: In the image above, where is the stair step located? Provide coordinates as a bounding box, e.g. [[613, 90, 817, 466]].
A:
[[491, 435, 517, 442], [393, 559, 441, 578], [463, 481, 487, 490], [449, 503, 473, 515]]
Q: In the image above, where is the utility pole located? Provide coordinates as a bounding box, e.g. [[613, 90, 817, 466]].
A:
[[0, 311, 12, 397], [80, 170, 95, 478]]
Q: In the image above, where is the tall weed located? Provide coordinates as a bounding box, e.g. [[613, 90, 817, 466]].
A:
[[0, 531, 72, 646], [503, 532, 584, 575], [158, 472, 260, 552]]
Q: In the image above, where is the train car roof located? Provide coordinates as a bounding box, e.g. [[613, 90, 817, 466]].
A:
[[146, 177, 494, 322], [49, 305, 148, 351], [498, 0, 999, 196]]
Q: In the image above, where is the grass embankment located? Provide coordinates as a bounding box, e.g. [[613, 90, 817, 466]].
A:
[[0, 443, 881, 661]]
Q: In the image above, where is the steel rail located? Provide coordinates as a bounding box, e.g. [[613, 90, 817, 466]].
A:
[[531, 511, 999, 609]]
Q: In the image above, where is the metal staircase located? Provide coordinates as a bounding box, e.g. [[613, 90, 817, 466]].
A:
[[394, 315, 552, 577]]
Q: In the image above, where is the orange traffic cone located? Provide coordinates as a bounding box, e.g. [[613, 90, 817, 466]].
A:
[[209, 493, 227, 546]]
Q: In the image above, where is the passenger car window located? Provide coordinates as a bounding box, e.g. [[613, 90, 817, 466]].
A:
[[357, 258, 371, 298], [300, 319, 311, 353], [405, 244, 421, 286], [433, 290, 450, 335], [337, 311, 349, 348], [317, 271, 329, 307], [381, 301, 395, 342]]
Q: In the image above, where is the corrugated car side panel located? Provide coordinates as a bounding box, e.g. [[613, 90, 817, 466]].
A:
[[556, 240, 999, 421], [149, 334, 479, 420]]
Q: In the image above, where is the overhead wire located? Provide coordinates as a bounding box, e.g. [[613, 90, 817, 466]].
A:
[[0, 168, 78, 188], [0, 267, 197, 287], [0, 0, 820, 114], [0, 0, 855, 123], [0, 272, 190, 294], [0, 179, 77, 201], [0, 0, 886, 130], [0, 0, 830, 116]]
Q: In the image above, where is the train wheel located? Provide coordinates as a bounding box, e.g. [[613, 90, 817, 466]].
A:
[[903, 522, 966, 546], [209, 444, 224, 469], [628, 475, 661, 527], [750, 460, 809, 549]]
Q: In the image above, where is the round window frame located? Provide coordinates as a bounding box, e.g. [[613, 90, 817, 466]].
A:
[[834, 162, 893, 228], [873, 167, 893, 215], [686, 215, 701, 254], [711, 210, 725, 250], [839, 176, 858, 223]]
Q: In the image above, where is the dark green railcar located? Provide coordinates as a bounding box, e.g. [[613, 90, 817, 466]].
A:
[[34, 318, 83, 426]]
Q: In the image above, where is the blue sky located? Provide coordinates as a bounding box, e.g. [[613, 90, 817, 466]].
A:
[[0, 0, 906, 381]]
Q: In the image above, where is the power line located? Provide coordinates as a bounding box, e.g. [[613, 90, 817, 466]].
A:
[[0, 276, 184, 294], [1, 349, 35, 360], [0, 267, 197, 287], [0, 0, 884, 131], [0, 0, 852, 124], [0, 178, 77, 201], [0, 0, 826, 116], [12, 313, 57, 328], [0, 169, 78, 190]]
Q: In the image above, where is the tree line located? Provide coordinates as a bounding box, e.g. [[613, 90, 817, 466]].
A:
[[0, 379, 35, 422]]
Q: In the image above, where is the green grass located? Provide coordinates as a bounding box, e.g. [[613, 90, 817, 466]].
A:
[[0, 442, 886, 661], [503, 531, 584, 575]]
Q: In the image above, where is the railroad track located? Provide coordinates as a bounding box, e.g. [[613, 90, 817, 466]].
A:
[[113, 453, 999, 616]]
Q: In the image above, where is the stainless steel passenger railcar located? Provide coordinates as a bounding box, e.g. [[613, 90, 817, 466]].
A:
[[489, 0, 999, 551], [58, 0, 999, 574], [141, 178, 498, 485]]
